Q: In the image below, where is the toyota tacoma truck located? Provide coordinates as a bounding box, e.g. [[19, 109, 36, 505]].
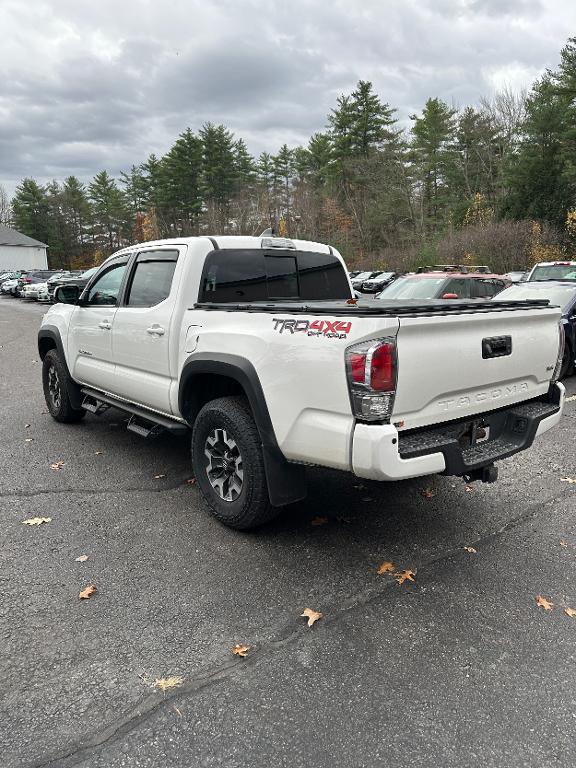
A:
[[38, 235, 565, 529]]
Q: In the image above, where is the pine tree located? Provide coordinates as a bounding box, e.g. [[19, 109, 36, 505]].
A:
[[62, 176, 91, 255], [410, 98, 458, 232], [502, 77, 571, 225], [328, 80, 397, 161], [88, 171, 129, 252], [11, 179, 51, 246], [158, 129, 203, 235]]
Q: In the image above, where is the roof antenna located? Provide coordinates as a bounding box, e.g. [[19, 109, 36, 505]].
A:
[[259, 227, 275, 237]]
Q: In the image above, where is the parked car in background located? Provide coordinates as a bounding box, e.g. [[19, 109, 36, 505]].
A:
[[1, 271, 27, 293], [493, 280, 576, 378], [527, 261, 576, 282], [503, 271, 528, 283], [348, 270, 362, 279], [1, 277, 20, 295], [16, 270, 60, 297], [48, 267, 98, 301], [361, 271, 401, 294], [351, 271, 381, 291], [417, 264, 492, 274], [22, 273, 70, 301], [374, 272, 508, 301]]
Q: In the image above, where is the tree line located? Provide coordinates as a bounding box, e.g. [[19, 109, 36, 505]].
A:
[[5, 37, 576, 273]]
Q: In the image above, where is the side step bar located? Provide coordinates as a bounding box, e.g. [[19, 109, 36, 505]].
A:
[[80, 387, 188, 437]]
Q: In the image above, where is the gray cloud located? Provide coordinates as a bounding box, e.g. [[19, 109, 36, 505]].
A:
[[0, 0, 573, 195]]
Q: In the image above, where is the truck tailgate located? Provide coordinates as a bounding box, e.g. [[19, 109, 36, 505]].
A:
[[392, 306, 561, 430]]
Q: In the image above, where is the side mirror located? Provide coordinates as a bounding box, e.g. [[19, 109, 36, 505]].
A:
[[442, 292, 459, 299], [54, 284, 81, 304]]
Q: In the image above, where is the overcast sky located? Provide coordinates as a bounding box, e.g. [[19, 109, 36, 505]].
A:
[[1, 0, 574, 196]]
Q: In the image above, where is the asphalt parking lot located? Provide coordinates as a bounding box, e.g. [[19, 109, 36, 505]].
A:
[[2, 297, 576, 768]]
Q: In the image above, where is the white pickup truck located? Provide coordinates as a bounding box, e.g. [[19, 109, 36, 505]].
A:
[[39, 235, 565, 529]]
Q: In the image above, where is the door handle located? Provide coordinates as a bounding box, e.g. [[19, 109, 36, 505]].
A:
[[98, 321, 111, 330], [147, 325, 165, 336]]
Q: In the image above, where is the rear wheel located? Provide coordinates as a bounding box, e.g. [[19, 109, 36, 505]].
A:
[[42, 349, 86, 423], [191, 396, 279, 530]]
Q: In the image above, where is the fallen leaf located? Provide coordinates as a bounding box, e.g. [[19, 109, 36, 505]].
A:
[[231, 644, 250, 657], [465, 485, 474, 493], [95, 450, 104, 455], [536, 595, 553, 611], [153, 473, 166, 480], [173, 706, 183, 717], [301, 608, 323, 627], [79, 584, 97, 599], [75, 555, 89, 562], [153, 676, 184, 692], [377, 560, 395, 574], [22, 516, 51, 526], [25, 423, 31, 428], [311, 516, 329, 526], [421, 488, 436, 499], [560, 477, 576, 484], [560, 540, 570, 548], [565, 394, 576, 402], [50, 461, 65, 471], [24, 438, 33, 443], [395, 569, 416, 585], [463, 546, 477, 553], [346, 297, 358, 305], [564, 607, 576, 618], [186, 478, 196, 485]]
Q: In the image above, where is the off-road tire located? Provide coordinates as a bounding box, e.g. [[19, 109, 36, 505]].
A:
[[191, 396, 279, 530], [42, 349, 86, 423]]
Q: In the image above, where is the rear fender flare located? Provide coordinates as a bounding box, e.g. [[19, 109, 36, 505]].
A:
[[179, 353, 306, 507]]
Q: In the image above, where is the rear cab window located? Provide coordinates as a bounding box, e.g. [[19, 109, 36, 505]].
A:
[[199, 249, 351, 303]]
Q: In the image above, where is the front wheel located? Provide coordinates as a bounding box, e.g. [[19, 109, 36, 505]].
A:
[[191, 396, 279, 530], [42, 349, 86, 423]]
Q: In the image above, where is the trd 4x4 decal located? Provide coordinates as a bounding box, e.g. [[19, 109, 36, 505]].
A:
[[272, 318, 352, 339]]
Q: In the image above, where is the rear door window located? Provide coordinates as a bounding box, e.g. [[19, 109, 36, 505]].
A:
[[125, 250, 179, 308]]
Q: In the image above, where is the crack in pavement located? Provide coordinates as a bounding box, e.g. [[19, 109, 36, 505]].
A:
[[0, 483, 194, 499], [22, 486, 571, 768]]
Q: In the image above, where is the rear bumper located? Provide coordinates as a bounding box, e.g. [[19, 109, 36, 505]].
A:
[[352, 382, 565, 481]]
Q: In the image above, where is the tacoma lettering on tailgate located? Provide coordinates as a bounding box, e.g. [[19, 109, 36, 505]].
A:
[[437, 382, 529, 411]]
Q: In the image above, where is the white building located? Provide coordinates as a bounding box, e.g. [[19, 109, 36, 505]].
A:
[[0, 225, 48, 270]]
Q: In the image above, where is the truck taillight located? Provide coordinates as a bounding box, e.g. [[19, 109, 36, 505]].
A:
[[345, 338, 397, 422]]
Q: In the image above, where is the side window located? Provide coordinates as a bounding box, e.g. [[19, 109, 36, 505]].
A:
[[474, 279, 504, 298], [87, 262, 128, 306], [126, 251, 178, 308], [443, 278, 471, 299]]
